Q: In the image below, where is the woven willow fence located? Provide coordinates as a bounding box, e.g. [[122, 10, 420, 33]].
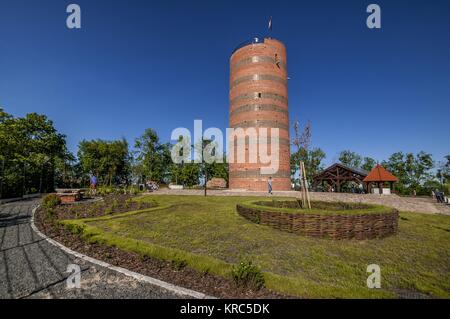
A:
[[236, 203, 399, 240]]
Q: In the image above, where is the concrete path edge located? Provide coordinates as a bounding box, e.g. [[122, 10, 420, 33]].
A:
[[30, 205, 215, 299]]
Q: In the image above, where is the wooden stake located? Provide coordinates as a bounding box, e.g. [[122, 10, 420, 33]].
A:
[[301, 162, 311, 209]]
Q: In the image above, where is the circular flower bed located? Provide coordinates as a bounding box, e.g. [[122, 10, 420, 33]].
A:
[[236, 200, 399, 240]]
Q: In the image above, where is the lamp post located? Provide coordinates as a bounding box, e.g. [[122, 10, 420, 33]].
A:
[[202, 136, 207, 197]]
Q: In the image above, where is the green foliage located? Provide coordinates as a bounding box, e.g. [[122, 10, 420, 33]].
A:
[[382, 151, 435, 195], [111, 199, 119, 211], [231, 260, 265, 290], [171, 162, 200, 187], [291, 147, 326, 185], [361, 157, 376, 172], [339, 150, 363, 168], [97, 186, 114, 196], [78, 138, 131, 186], [206, 160, 229, 184], [104, 206, 113, 215], [172, 258, 188, 271], [42, 194, 61, 209], [0, 107, 70, 198], [134, 128, 172, 184], [65, 222, 86, 235]]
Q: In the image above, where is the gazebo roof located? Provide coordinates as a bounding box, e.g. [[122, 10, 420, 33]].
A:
[[363, 164, 398, 182]]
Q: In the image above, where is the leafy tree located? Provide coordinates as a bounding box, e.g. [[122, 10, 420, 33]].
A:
[[170, 162, 200, 187], [134, 128, 172, 184], [78, 139, 130, 186], [441, 155, 450, 181], [194, 138, 228, 187], [362, 157, 376, 172], [338, 150, 362, 168], [207, 159, 229, 184], [291, 119, 324, 188], [382, 151, 434, 195], [291, 147, 326, 185], [0, 108, 69, 197]]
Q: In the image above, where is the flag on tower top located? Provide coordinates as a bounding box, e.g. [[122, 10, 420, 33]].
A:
[[268, 17, 273, 32]]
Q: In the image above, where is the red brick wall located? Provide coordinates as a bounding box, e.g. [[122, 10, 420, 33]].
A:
[[229, 38, 291, 191]]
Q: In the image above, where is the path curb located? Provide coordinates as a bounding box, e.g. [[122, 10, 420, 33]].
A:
[[30, 205, 215, 299]]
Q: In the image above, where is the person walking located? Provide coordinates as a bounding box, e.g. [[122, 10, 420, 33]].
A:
[[268, 176, 273, 195], [90, 174, 98, 197]]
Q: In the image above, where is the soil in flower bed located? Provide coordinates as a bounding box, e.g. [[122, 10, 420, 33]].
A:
[[35, 198, 290, 299], [54, 194, 157, 220]]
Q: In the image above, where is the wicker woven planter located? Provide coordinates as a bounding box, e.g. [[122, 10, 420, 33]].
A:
[[236, 201, 399, 240]]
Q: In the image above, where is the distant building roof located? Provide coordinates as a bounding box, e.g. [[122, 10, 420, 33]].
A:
[[363, 164, 398, 182], [314, 163, 368, 177]]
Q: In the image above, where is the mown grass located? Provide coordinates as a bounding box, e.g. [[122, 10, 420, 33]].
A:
[[60, 195, 450, 298]]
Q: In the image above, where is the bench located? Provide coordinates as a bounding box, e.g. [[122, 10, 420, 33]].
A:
[[55, 189, 84, 203]]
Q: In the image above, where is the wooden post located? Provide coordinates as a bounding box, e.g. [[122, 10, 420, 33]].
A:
[[304, 163, 311, 209], [301, 162, 311, 209]]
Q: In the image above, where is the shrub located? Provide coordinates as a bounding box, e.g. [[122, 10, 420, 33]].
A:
[[104, 206, 113, 215], [231, 260, 265, 290], [172, 258, 188, 271], [45, 208, 56, 219], [65, 223, 86, 235], [111, 199, 119, 211], [128, 186, 140, 196], [97, 186, 115, 196], [42, 194, 61, 209]]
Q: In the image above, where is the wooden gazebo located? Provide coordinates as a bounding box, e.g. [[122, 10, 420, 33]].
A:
[[363, 164, 398, 194], [312, 163, 368, 193]]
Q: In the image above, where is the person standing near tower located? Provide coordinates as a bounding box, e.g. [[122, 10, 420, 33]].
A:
[[268, 177, 273, 195]]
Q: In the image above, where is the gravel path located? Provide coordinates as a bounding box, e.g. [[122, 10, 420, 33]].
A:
[[150, 189, 450, 215], [0, 199, 182, 299]]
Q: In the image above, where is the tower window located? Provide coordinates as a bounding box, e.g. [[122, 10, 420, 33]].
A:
[[275, 54, 281, 68]]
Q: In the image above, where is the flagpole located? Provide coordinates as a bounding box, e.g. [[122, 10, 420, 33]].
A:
[[268, 16, 272, 38]]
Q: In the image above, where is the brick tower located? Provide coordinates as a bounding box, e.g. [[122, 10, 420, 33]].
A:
[[229, 37, 291, 191]]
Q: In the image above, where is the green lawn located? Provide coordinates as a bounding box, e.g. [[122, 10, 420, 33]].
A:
[[62, 195, 450, 298]]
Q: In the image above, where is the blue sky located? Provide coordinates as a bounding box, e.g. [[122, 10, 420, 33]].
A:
[[0, 0, 449, 165]]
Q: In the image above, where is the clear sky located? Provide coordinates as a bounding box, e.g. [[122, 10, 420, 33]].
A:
[[1, 0, 449, 165]]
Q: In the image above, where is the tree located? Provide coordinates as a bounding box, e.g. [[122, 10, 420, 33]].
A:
[[78, 139, 130, 186], [0, 108, 69, 197], [291, 147, 326, 185], [362, 157, 376, 172], [441, 155, 450, 182], [382, 151, 434, 195], [338, 150, 362, 168], [172, 163, 200, 187], [134, 128, 172, 184], [436, 155, 449, 194]]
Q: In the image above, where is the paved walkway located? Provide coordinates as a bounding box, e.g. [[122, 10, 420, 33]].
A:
[[150, 189, 450, 215], [0, 199, 182, 299]]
